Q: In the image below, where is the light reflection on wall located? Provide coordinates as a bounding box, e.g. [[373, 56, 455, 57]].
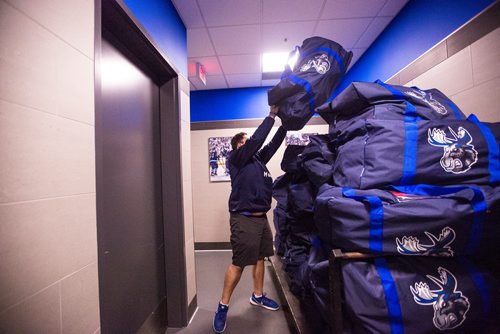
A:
[[100, 55, 141, 89]]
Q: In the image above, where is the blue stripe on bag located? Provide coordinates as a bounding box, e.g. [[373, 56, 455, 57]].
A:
[[374, 257, 404, 334], [375, 79, 405, 99], [287, 74, 316, 114], [401, 102, 418, 185], [375, 80, 418, 185], [391, 184, 487, 256], [445, 100, 463, 119], [342, 188, 384, 254], [466, 188, 487, 255], [468, 114, 500, 184], [461, 258, 491, 318]]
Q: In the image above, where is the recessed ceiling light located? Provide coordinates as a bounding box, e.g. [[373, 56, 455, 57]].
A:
[[262, 52, 290, 73]]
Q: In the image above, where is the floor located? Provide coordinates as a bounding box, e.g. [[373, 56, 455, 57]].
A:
[[166, 250, 294, 334]]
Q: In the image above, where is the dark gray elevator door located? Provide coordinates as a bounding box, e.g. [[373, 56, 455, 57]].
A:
[[99, 37, 166, 333]]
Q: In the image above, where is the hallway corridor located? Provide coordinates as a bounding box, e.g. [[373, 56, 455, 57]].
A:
[[166, 251, 294, 334]]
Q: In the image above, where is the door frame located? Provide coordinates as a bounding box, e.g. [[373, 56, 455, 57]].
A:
[[95, 0, 191, 331]]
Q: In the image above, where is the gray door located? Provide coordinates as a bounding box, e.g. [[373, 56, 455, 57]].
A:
[[98, 37, 166, 333]]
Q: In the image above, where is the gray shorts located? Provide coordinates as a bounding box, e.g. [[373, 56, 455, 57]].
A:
[[229, 213, 274, 268]]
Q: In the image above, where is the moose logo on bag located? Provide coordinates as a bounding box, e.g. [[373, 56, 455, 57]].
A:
[[411, 267, 470, 330], [299, 54, 331, 74], [396, 227, 456, 256], [405, 89, 448, 115], [428, 127, 478, 174]]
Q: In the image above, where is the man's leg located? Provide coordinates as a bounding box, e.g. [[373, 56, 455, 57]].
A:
[[221, 264, 243, 304], [252, 258, 265, 296], [214, 264, 242, 333]]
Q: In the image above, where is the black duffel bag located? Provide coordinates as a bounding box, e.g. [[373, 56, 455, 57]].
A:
[[268, 36, 352, 130]]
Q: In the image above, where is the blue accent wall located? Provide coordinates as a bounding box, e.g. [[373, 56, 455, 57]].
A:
[[192, 0, 495, 122], [335, 0, 495, 95], [124, 0, 187, 77], [191, 87, 272, 122]]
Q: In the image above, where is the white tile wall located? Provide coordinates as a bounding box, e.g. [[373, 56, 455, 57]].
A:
[[403, 28, 500, 123], [471, 27, 500, 86], [5, 0, 94, 59], [411, 46, 474, 97], [0, 194, 97, 312], [0, 100, 95, 203], [0, 0, 97, 332], [452, 78, 500, 123]]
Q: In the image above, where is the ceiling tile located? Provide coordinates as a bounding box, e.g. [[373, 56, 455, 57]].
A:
[[378, 0, 409, 16], [262, 21, 316, 52], [315, 18, 372, 49], [226, 73, 262, 88], [198, 0, 261, 27], [354, 16, 393, 48], [347, 48, 367, 70], [172, 0, 205, 28], [188, 28, 215, 57], [209, 25, 261, 55], [219, 54, 261, 74], [190, 75, 227, 90], [321, 0, 386, 19], [188, 56, 222, 77], [263, 0, 324, 23]]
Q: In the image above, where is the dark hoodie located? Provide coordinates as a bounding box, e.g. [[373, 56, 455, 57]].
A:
[[228, 116, 286, 213]]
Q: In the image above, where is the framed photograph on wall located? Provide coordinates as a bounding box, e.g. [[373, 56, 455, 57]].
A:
[[285, 132, 317, 146], [208, 136, 232, 182]]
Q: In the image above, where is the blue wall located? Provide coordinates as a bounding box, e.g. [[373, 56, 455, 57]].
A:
[[192, 0, 494, 122], [124, 0, 187, 77], [191, 87, 272, 122]]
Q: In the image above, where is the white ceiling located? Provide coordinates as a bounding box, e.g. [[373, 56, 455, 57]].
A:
[[171, 0, 409, 91]]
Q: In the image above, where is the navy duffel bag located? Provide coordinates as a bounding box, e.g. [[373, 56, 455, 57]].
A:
[[314, 184, 500, 257], [317, 80, 465, 132], [342, 257, 499, 333], [268, 36, 352, 130], [333, 115, 500, 188], [299, 134, 336, 188]]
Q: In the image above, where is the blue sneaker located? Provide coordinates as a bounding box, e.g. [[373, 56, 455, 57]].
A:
[[249, 293, 280, 311], [213, 302, 228, 333]]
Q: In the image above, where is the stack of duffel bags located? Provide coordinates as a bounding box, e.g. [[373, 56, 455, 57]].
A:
[[272, 143, 326, 332], [310, 80, 500, 333], [272, 135, 338, 333]]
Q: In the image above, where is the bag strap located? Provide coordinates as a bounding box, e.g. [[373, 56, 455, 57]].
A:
[[374, 257, 405, 334], [468, 114, 500, 184], [445, 100, 463, 119], [342, 188, 384, 254], [375, 80, 419, 185]]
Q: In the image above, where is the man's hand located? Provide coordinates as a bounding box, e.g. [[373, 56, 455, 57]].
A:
[[269, 105, 279, 119]]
